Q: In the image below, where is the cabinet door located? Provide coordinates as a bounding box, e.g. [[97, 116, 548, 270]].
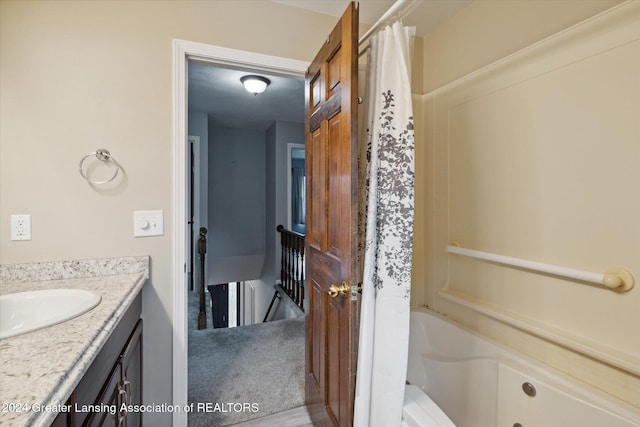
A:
[[83, 320, 142, 427], [50, 408, 69, 427], [84, 364, 122, 427], [75, 295, 142, 427], [121, 320, 143, 427]]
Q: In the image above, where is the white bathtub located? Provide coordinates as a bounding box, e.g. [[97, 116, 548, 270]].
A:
[[406, 308, 640, 427]]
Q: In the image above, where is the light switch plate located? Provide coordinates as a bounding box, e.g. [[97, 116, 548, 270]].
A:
[[133, 210, 164, 237]]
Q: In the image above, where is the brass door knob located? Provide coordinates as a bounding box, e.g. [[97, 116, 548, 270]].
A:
[[328, 282, 350, 298]]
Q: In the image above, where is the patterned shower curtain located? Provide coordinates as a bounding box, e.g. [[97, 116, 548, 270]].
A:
[[354, 22, 416, 427]]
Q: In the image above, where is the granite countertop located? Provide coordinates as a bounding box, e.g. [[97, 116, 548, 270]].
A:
[[0, 256, 149, 427]]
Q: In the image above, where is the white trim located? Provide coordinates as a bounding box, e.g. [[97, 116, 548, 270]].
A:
[[439, 286, 640, 376], [176, 39, 308, 77], [172, 39, 307, 427], [172, 40, 188, 427]]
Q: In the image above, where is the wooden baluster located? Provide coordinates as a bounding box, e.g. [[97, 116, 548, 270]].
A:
[[295, 235, 301, 306], [280, 227, 286, 289], [292, 234, 297, 304], [275, 225, 306, 313], [284, 232, 289, 296], [289, 233, 294, 302], [288, 233, 294, 298]]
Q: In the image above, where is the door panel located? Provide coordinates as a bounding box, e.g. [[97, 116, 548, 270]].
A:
[[305, 2, 359, 426], [310, 126, 326, 250], [327, 299, 341, 418], [327, 114, 342, 258], [310, 280, 325, 391]]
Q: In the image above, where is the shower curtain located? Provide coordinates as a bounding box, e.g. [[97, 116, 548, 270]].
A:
[[354, 22, 416, 427]]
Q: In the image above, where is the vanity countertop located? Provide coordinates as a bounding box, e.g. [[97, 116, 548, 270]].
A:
[[0, 257, 148, 427]]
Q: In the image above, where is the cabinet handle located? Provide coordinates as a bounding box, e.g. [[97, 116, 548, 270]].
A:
[[118, 385, 127, 425], [122, 379, 132, 406]]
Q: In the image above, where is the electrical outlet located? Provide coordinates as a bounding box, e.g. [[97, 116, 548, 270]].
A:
[[11, 214, 31, 241]]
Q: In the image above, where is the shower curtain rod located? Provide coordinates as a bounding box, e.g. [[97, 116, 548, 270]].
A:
[[358, 0, 422, 51]]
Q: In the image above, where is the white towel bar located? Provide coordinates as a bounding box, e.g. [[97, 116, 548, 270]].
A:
[[446, 244, 634, 292]]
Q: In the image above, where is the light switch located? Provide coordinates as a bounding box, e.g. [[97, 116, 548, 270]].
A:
[[134, 210, 163, 237]]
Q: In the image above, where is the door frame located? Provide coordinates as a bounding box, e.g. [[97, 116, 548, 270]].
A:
[[172, 39, 308, 427]]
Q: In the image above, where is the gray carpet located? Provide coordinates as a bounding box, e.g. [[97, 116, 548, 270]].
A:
[[187, 291, 305, 426]]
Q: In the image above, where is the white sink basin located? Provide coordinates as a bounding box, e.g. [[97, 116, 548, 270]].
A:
[[0, 289, 102, 339]]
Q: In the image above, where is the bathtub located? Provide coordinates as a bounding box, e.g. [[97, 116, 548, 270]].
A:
[[405, 308, 640, 427]]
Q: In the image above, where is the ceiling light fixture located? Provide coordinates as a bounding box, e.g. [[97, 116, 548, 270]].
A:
[[240, 75, 271, 95]]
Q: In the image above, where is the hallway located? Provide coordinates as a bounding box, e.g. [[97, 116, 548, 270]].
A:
[[187, 291, 307, 426]]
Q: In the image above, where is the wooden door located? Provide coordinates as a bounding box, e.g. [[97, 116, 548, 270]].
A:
[[305, 3, 359, 426]]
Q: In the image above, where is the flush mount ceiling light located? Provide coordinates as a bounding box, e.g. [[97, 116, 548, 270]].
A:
[[241, 75, 271, 95]]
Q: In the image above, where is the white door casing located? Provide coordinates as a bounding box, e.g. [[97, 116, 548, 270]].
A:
[[172, 39, 307, 427]]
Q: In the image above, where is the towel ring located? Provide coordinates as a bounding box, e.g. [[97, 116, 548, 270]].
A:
[[78, 149, 122, 184]]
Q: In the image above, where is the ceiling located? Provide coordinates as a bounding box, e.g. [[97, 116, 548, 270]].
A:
[[274, 0, 472, 38], [188, 0, 472, 131], [188, 62, 305, 130]]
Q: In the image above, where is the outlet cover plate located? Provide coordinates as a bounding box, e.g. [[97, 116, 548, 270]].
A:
[[133, 210, 164, 237], [11, 214, 31, 241]]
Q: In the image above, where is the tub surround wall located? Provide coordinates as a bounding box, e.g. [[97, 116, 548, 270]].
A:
[[0, 256, 149, 427], [421, 1, 640, 408], [421, 0, 622, 93]]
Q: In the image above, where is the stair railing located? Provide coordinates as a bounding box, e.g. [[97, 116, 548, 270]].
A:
[[277, 224, 305, 311]]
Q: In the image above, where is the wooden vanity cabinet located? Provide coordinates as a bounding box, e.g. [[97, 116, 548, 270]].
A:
[[83, 361, 121, 427], [51, 294, 143, 427], [84, 320, 142, 427], [120, 319, 143, 427]]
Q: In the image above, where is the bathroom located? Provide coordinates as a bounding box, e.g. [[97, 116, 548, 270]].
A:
[[1, 1, 639, 426]]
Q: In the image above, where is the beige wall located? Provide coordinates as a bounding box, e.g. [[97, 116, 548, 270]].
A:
[[0, 1, 337, 425], [417, 0, 639, 410], [422, 0, 621, 93]]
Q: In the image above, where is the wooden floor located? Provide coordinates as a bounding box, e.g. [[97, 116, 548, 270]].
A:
[[230, 406, 313, 427]]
